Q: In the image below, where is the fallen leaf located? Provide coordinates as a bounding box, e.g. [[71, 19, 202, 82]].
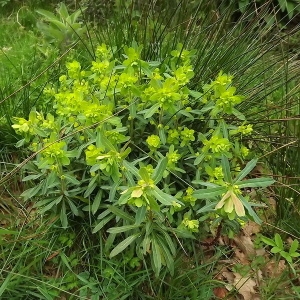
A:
[[234, 248, 250, 264], [255, 248, 265, 256], [234, 273, 257, 300], [243, 221, 261, 237], [222, 269, 235, 283], [213, 287, 228, 298], [264, 259, 286, 278], [234, 235, 255, 257]]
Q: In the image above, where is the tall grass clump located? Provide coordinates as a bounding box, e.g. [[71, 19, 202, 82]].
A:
[[1, 0, 300, 298]]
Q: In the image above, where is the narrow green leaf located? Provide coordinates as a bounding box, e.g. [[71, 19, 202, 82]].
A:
[[108, 180, 121, 202], [194, 153, 205, 165], [234, 159, 258, 182], [58, 2, 69, 19], [239, 196, 262, 224], [105, 233, 116, 254], [22, 174, 42, 181], [221, 155, 232, 183], [49, 19, 67, 31], [84, 174, 99, 198], [59, 252, 72, 271], [0, 228, 19, 235], [139, 167, 151, 182], [192, 180, 219, 187], [135, 205, 147, 225], [109, 233, 140, 258], [98, 129, 116, 151], [108, 205, 135, 222], [123, 160, 140, 179], [158, 127, 166, 145], [152, 237, 162, 276], [40, 197, 61, 213], [107, 224, 140, 234], [67, 198, 79, 216], [232, 108, 245, 120], [36, 9, 58, 21], [156, 235, 174, 276], [20, 184, 42, 200], [193, 187, 226, 199], [160, 230, 176, 256], [286, 2, 295, 19], [143, 103, 160, 118], [92, 215, 115, 233], [64, 174, 80, 185], [236, 177, 275, 188], [152, 157, 168, 184], [197, 202, 218, 214], [60, 201, 68, 228], [15, 139, 25, 147], [92, 190, 102, 215], [70, 9, 84, 23], [152, 187, 182, 206]]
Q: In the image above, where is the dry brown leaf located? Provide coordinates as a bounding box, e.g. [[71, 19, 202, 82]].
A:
[[234, 235, 255, 257], [213, 287, 228, 298], [222, 269, 235, 283], [243, 221, 261, 237], [234, 248, 250, 265], [263, 259, 286, 278], [234, 273, 258, 300], [255, 248, 265, 256], [267, 197, 276, 210]]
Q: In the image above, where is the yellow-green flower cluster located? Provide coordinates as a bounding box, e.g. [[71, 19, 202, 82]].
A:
[[215, 86, 243, 112], [214, 72, 233, 86], [238, 124, 253, 135], [202, 135, 231, 155], [85, 144, 104, 166], [180, 127, 195, 147], [167, 127, 195, 147], [167, 129, 180, 145], [241, 146, 250, 158], [91, 60, 110, 75], [181, 217, 199, 232], [146, 135, 161, 150], [149, 78, 181, 110], [123, 47, 142, 67], [41, 141, 70, 166], [66, 60, 81, 79], [170, 43, 194, 64], [126, 178, 155, 207], [12, 117, 33, 135], [174, 66, 194, 86], [166, 149, 181, 168], [12, 111, 44, 142], [118, 71, 138, 94], [183, 187, 197, 206], [95, 44, 112, 60], [205, 165, 224, 184]]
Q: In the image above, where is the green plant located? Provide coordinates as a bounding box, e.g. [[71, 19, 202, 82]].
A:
[[261, 233, 300, 263], [215, 0, 300, 21], [36, 2, 87, 50], [11, 42, 275, 277]]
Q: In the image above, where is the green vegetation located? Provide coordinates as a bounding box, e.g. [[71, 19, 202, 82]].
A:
[[1, 0, 300, 299]]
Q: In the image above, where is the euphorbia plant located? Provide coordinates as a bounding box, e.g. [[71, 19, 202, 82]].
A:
[[12, 42, 274, 275]]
